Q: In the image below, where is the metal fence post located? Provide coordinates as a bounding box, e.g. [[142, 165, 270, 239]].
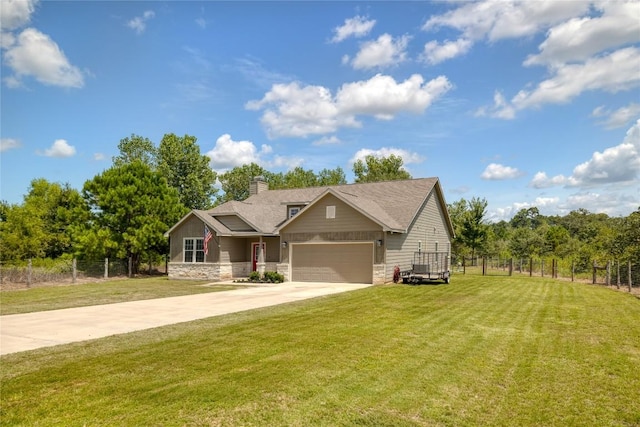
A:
[[72, 258, 77, 284], [104, 258, 108, 279], [616, 260, 621, 289], [629, 260, 633, 293], [592, 260, 597, 284], [27, 258, 32, 287], [606, 261, 611, 286]]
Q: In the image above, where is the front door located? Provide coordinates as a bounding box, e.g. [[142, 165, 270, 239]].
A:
[[252, 242, 266, 271]]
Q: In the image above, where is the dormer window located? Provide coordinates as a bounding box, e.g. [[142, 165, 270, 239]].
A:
[[288, 207, 300, 218]]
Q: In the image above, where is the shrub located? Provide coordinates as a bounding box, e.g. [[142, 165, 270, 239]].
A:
[[263, 271, 284, 283], [249, 271, 261, 282]]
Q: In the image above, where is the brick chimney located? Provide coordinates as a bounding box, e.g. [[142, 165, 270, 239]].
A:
[[249, 176, 268, 196]]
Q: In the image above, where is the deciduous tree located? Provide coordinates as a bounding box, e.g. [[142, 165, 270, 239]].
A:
[[353, 154, 411, 183]]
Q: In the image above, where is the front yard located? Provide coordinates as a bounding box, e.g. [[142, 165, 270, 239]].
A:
[[1, 275, 639, 426]]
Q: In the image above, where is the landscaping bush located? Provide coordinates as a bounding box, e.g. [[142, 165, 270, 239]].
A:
[[248, 271, 261, 282], [263, 271, 284, 283]]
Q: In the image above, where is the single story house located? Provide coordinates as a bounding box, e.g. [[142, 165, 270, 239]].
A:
[[165, 177, 454, 284]]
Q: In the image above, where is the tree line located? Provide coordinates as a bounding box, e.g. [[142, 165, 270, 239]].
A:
[[449, 201, 640, 272], [0, 133, 411, 270]]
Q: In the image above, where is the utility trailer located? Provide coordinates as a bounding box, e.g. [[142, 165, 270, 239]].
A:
[[401, 251, 450, 284]]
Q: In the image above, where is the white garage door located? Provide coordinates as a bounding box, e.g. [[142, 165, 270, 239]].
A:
[[291, 243, 373, 284]]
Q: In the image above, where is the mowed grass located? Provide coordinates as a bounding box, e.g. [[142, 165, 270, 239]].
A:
[[0, 277, 242, 315], [1, 275, 639, 426]]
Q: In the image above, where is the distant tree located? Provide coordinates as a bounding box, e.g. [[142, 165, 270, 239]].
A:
[[510, 207, 543, 229], [353, 154, 411, 183], [157, 133, 217, 209], [217, 163, 269, 203], [447, 198, 469, 258], [112, 134, 157, 168], [460, 197, 488, 262], [75, 161, 186, 272], [0, 179, 85, 260], [318, 166, 347, 186], [283, 167, 318, 188]]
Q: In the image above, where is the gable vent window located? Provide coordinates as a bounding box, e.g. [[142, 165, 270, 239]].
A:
[[288, 207, 300, 218], [326, 205, 336, 219]]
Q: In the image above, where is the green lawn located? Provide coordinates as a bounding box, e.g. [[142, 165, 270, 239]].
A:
[[1, 275, 639, 426], [0, 277, 243, 315]]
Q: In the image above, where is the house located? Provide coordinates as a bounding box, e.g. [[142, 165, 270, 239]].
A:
[[165, 176, 455, 284]]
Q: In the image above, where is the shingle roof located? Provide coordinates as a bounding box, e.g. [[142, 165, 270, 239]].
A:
[[199, 177, 447, 235]]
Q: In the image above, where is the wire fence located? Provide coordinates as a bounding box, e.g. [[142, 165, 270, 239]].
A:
[[453, 256, 639, 292], [0, 258, 167, 290]]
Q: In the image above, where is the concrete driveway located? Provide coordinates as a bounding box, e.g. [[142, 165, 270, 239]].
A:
[[0, 282, 372, 356]]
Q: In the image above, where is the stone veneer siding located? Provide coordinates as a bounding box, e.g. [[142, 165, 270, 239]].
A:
[[168, 262, 282, 281]]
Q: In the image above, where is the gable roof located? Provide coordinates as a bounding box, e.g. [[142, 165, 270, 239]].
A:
[[167, 178, 454, 237]]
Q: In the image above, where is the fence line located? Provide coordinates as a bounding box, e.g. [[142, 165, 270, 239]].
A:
[[454, 256, 638, 291], [0, 257, 167, 288]]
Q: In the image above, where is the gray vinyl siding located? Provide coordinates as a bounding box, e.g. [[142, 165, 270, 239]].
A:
[[169, 214, 219, 263], [282, 193, 381, 234], [384, 191, 452, 282]]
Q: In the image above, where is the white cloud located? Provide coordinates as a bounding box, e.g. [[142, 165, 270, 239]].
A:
[[475, 91, 515, 119], [2, 28, 84, 88], [350, 33, 410, 70], [330, 15, 376, 43], [93, 153, 105, 161], [513, 47, 640, 109], [481, 163, 524, 180], [524, 2, 640, 68], [0, 0, 38, 31], [266, 155, 304, 170], [530, 119, 640, 189], [206, 134, 270, 170], [313, 136, 341, 146], [195, 17, 206, 29], [423, 0, 589, 43], [39, 139, 76, 158], [127, 10, 155, 35], [247, 74, 452, 138], [591, 103, 640, 129], [349, 147, 424, 165], [0, 138, 21, 152], [336, 74, 452, 119], [421, 38, 472, 64]]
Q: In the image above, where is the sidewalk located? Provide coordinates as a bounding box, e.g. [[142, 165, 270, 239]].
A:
[[0, 282, 371, 356]]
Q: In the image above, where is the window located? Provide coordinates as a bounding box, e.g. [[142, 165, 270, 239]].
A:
[[184, 238, 205, 263], [326, 205, 336, 219], [288, 207, 300, 218]]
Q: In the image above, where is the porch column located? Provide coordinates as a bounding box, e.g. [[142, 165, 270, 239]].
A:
[[257, 236, 266, 276]]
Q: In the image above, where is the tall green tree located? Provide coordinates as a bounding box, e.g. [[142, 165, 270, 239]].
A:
[[157, 133, 217, 209], [353, 154, 411, 183], [0, 179, 84, 260], [112, 134, 157, 168], [318, 166, 347, 186], [460, 197, 488, 261], [216, 163, 269, 203], [75, 161, 186, 271]]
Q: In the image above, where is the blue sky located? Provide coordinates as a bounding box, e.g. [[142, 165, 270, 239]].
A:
[[1, 0, 639, 221]]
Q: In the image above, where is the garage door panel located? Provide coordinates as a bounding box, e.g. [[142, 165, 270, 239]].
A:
[[292, 243, 372, 283]]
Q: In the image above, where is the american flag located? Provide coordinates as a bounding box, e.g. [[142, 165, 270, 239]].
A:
[[204, 225, 213, 255]]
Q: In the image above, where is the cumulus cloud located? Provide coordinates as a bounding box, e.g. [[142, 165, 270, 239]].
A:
[[349, 147, 424, 166], [421, 38, 472, 65], [247, 73, 452, 138], [330, 15, 376, 43], [93, 153, 105, 161], [0, 138, 21, 152], [591, 103, 640, 129], [530, 119, 640, 189], [478, 48, 640, 117], [524, 2, 640, 67], [127, 10, 155, 34], [422, 1, 589, 43], [1, 0, 84, 89], [206, 134, 271, 170], [0, 0, 38, 31], [2, 28, 84, 88], [349, 33, 410, 70], [39, 139, 76, 158], [481, 163, 524, 180]]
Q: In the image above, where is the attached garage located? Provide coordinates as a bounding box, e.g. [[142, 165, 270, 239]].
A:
[[291, 243, 373, 283]]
